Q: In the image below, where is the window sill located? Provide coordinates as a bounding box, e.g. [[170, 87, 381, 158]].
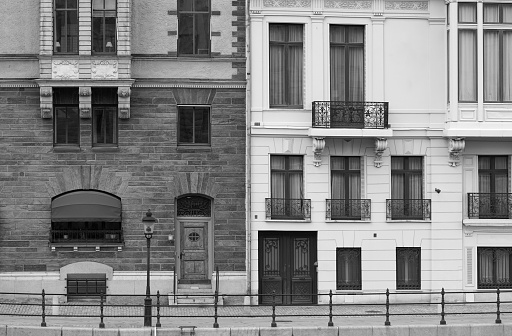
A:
[[50, 242, 124, 252], [92, 146, 119, 152], [463, 219, 512, 226], [177, 145, 212, 152], [327, 219, 371, 223], [53, 146, 81, 153], [386, 220, 431, 223], [265, 219, 311, 223]]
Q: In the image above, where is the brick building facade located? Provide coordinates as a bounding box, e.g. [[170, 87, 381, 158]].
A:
[[0, 0, 247, 301]]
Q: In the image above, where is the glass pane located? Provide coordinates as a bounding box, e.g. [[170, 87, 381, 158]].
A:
[[331, 157, 344, 170], [92, 0, 103, 9], [330, 45, 346, 101], [94, 108, 105, 143], [330, 25, 345, 43], [66, 0, 77, 9], [484, 4, 500, 23], [195, 0, 209, 11], [288, 45, 303, 105], [67, 108, 79, 144], [105, 17, 116, 52], [269, 44, 285, 105], [288, 25, 303, 42], [495, 157, 508, 170], [105, 0, 116, 10], [288, 156, 303, 170], [348, 46, 364, 101], [504, 32, 512, 101], [348, 157, 360, 170], [179, 107, 193, 143], [409, 157, 423, 170], [195, 13, 209, 54], [194, 108, 209, 143], [178, 14, 193, 54], [347, 26, 364, 43], [55, 108, 68, 143], [504, 5, 512, 23], [92, 17, 104, 52], [459, 3, 477, 23], [271, 156, 286, 170], [270, 24, 286, 42], [459, 30, 477, 101], [484, 31, 500, 102], [391, 157, 404, 170], [178, 0, 193, 11], [479, 157, 491, 170], [56, 0, 66, 8]]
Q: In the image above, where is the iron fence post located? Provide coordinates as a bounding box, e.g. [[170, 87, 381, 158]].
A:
[[99, 293, 105, 328], [440, 288, 446, 325], [496, 288, 502, 324], [156, 291, 162, 328], [271, 291, 277, 327], [384, 288, 391, 326], [41, 289, 47, 327], [328, 290, 334, 327], [213, 290, 219, 328]]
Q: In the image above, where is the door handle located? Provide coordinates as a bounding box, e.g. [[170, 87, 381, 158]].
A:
[[180, 251, 185, 258]]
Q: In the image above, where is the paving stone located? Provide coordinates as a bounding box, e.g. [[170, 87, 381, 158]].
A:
[[292, 326, 338, 336], [6, 326, 61, 336]]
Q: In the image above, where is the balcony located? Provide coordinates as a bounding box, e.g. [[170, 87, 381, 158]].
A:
[[386, 199, 431, 221], [50, 229, 123, 244], [265, 198, 311, 220], [468, 193, 512, 219], [312, 101, 389, 129], [326, 199, 371, 221]]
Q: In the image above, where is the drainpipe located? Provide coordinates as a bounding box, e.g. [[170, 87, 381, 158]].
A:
[[244, 0, 252, 305]]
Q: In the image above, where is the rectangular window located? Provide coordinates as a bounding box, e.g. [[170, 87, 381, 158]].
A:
[[269, 24, 303, 108], [54, 87, 79, 146], [459, 29, 477, 102], [396, 247, 421, 290], [330, 25, 365, 102], [67, 273, 107, 301], [92, 88, 118, 146], [390, 157, 425, 220], [54, 0, 79, 54], [178, 106, 210, 145], [330, 157, 364, 220], [92, 0, 117, 53], [269, 155, 305, 219], [476, 156, 509, 218], [484, 29, 512, 102], [478, 247, 512, 289], [178, 0, 210, 56], [336, 248, 362, 290]]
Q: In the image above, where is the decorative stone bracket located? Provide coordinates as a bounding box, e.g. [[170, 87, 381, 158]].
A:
[[40, 87, 53, 119], [374, 138, 388, 168], [79, 87, 92, 119], [448, 138, 465, 167], [312, 137, 325, 167], [118, 87, 131, 119]]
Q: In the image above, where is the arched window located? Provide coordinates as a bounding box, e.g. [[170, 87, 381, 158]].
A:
[[176, 195, 211, 217], [50, 190, 122, 244]]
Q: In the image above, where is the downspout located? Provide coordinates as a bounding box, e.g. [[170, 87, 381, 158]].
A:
[[244, 0, 252, 305]]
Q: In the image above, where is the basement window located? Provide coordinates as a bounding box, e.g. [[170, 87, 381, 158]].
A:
[[67, 273, 107, 301]]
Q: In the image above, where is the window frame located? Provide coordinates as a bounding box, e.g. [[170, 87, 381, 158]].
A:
[[336, 247, 362, 290], [177, 0, 211, 57], [396, 247, 421, 290], [269, 23, 304, 108], [177, 105, 211, 146], [92, 0, 117, 54], [391, 156, 424, 200], [54, 0, 79, 54], [92, 87, 118, 147], [270, 155, 304, 201], [329, 25, 365, 102], [478, 247, 512, 289], [53, 88, 80, 147]]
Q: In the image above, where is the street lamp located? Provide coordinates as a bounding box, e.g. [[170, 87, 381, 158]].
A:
[[142, 209, 156, 327]]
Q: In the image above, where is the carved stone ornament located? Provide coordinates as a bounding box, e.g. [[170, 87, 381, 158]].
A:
[[119, 108, 130, 119], [263, 0, 311, 7], [41, 108, 52, 119], [374, 138, 388, 168], [52, 60, 79, 80], [325, 0, 372, 9], [40, 88, 52, 97], [448, 138, 465, 167], [80, 108, 91, 119], [91, 60, 118, 80], [118, 88, 130, 98], [385, 1, 428, 11], [79, 87, 92, 96], [312, 137, 325, 167]]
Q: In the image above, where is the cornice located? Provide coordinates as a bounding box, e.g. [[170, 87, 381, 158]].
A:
[[0, 80, 38, 87], [132, 80, 246, 89]]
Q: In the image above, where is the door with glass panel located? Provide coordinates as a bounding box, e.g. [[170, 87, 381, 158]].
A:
[[331, 157, 362, 220], [259, 231, 317, 305], [478, 156, 509, 218], [391, 157, 424, 220], [270, 156, 304, 219]]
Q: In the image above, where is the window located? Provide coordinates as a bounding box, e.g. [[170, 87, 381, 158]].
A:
[[92, 88, 118, 146], [330, 157, 369, 220], [396, 247, 421, 290], [92, 0, 117, 53], [269, 24, 303, 108], [458, 3, 477, 102], [483, 4, 512, 102], [54, 87, 79, 146], [50, 190, 123, 244], [268, 155, 309, 219], [178, 106, 210, 145], [478, 247, 512, 289], [336, 248, 362, 290], [330, 25, 364, 102], [178, 0, 210, 56], [54, 0, 79, 54], [389, 157, 427, 220], [67, 273, 107, 301], [477, 156, 509, 218]]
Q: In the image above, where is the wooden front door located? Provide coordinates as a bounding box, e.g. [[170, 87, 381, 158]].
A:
[[259, 231, 317, 304], [179, 221, 209, 282]]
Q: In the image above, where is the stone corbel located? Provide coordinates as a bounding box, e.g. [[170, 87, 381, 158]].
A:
[[79, 87, 92, 119], [118, 87, 131, 119], [312, 137, 325, 167], [40, 87, 53, 119], [374, 138, 388, 168], [448, 138, 465, 167]]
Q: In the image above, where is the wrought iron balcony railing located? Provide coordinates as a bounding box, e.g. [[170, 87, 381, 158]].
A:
[[386, 199, 431, 220], [468, 193, 512, 219], [265, 198, 311, 220], [312, 101, 389, 129], [50, 229, 123, 244], [326, 199, 371, 220]]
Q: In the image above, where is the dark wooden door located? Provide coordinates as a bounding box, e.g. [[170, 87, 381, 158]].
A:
[[259, 231, 317, 304], [180, 221, 208, 282]]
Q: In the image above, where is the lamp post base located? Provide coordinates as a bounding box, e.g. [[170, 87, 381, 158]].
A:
[[144, 297, 152, 327]]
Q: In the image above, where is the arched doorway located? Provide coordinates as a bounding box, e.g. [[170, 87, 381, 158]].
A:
[[175, 195, 213, 284]]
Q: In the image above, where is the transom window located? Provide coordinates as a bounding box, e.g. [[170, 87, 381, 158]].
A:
[[54, 0, 79, 54], [92, 0, 117, 53], [178, 0, 210, 56], [269, 24, 303, 108], [54, 87, 80, 146], [178, 106, 211, 145]]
